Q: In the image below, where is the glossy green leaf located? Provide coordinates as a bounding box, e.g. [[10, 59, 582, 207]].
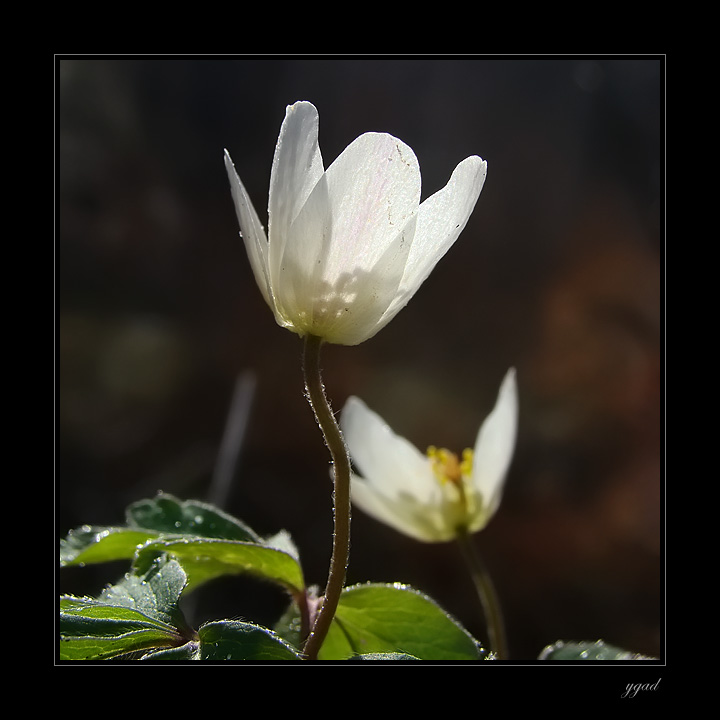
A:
[[141, 642, 201, 660], [60, 494, 262, 569], [100, 554, 191, 631], [60, 526, 160, 567], [60, 495, 301, 598], [59, 596, 186, 660], [126, 493, 261, 542], [352, 652, 420, 660], [198, 621, 302, 660], [59, 556, 193, 661], [319, 583, 484, 661], [133, 537, 305, 595]]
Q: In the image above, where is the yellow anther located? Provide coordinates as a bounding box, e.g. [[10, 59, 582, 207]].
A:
[[460, 448, 474, 477], [427, 445, 469, 487]]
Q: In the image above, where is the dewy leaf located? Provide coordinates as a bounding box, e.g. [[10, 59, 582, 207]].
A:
[[60, 494, 284, 574], [318, 583, 485, 661], [60, 526, 159, 567], [198, 621, 302, 660], [352, 652, 420, 661], [100, 554, 190, 631], [538, 640, 657, 661], [126, 492, 261, 542], [133, 537, 305, 596], [59, 595, 187, 661], [59, 556, 194, 661], [141, 642, 201, 660]]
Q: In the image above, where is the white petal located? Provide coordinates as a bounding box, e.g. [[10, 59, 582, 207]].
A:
[[340, 396, 434, 501], [271, 172, 332, 333], [471, 368, 518, 521], [224, 150, 272, 309], [341, 396, 456, 541], [377, 155, 487, 330], [350, 474, 442, 543], [319, 212, 418, 345], [277, 132, 423, 345], [323, 132, 421, 284], [268, 101, 325, 286], [305, 133, 422, 344]]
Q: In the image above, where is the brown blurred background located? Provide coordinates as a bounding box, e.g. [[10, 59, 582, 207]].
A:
[[57, 56, 662, 660]]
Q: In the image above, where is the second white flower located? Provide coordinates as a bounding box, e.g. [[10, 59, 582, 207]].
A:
[[340, 369, 518, 542]]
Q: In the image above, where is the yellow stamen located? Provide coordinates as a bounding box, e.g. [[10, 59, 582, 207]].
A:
[[427, 445, 476, 530], [460, 448, 474, 477], [427, 446, 474, 487]]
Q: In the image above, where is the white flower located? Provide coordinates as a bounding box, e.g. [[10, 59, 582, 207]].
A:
[[224, 101, 487, 346], [340, 369, 518, 542]]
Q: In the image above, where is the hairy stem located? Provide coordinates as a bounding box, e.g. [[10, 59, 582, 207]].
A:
[[301, 334, 351, 660], [456, 527, 508, 659]]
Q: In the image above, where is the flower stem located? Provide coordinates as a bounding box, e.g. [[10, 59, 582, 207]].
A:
[[455, 527, 508, 659], [300, 334, 351, 660]]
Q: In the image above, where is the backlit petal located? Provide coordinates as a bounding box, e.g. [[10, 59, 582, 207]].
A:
[[224, 150, 272, 308], [340, 396, 434, 501], [350, 474, 444, 542], [268, 101, 325, 287], [378, 156, 487, 329], [471, 368, 518, 522], [272, 172, 332, 334], [323, 133, 421, 285], [318, 212, 418, 345]]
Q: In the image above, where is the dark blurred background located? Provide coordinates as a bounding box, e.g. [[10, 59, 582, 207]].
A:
[[57, 56, 662, 660]]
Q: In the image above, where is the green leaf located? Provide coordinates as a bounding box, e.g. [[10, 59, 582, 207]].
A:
[[126, 492, 261, 542], [133, 536, 305, 595], [99, 554, 190, 631], [59, 556, 193, 661], [60, 495, 300, 597], [60, 526, 159, 567], [319, 583, 485, 661], [198, 621, 302, 660], [352, 652, 420, 660], [60, 493, 262, 569], [538, 640, 657, 661], [141, 642, 201, 660], [59, 597, 186, 660], [272, 596, 309, 650]]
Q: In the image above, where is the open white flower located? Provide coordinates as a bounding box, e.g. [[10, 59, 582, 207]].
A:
[[225, 101, 487, 346], [340, 369, 518, 542]]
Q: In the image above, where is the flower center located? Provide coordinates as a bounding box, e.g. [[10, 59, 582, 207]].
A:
[[427, 446, 473, 487], [426, 446, 475, 530]]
